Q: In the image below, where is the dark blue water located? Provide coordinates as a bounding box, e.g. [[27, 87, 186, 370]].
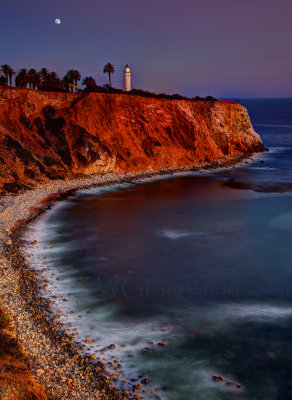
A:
[[27, 99, 292, 400]]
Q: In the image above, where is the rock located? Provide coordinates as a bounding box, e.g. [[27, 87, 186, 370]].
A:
[[36, 369, 45, 376], [212, 375, 224, 382], [141, 378, 150, 385]]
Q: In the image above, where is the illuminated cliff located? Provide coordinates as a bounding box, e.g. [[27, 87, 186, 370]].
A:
[[0, 88, 265, 191]]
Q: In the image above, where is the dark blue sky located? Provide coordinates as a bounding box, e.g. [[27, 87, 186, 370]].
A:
[[1, 0, 291, 97]]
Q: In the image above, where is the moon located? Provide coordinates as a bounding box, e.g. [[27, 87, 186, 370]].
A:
[[55, 18, 61, 24]]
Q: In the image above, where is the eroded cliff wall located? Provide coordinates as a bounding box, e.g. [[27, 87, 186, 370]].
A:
[[0, 88, 265, 191]]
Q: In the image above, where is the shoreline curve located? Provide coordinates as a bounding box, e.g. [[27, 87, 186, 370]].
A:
[[0, 152, 265, 399]]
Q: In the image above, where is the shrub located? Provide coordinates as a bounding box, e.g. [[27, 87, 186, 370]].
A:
[[42, 105, 56, 118], [34, 117, 43, 129], [43, 156, 62, 167], [3, 182, 22, 193], [20, 115, 33, 130], [3, 136, 35, 164], [57, 148, 72, 166], [205, 96, 217, 101], [45, 116, 66, 132]]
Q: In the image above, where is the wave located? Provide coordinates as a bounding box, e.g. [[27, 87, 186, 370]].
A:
[[159, 229, 209, 240], [254, 123, 292, 129], [24, 217, 175, 398], [171, 302, 292, 333], [214, 302, 292, 322], [77, 182, 135, 196]]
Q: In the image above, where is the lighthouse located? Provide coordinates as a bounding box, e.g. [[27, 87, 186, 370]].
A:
[[124, 64, 131, 92]]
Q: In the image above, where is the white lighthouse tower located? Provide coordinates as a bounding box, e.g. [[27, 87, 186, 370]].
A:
[[124, 64, 131, 92]]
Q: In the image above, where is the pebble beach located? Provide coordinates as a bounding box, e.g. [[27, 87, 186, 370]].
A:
[[0, 154, 255, 400]]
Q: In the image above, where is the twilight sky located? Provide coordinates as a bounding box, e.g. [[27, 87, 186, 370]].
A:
[[1, 0, 291, 98]]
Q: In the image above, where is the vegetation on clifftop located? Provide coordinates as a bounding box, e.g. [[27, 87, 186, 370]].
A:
[[0, 63, 217, 101]]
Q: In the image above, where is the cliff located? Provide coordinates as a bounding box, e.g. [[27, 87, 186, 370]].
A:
[[0, 88, 265, 192]]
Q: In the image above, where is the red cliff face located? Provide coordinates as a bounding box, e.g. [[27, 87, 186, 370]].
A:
[[0, 88, 265, 191]]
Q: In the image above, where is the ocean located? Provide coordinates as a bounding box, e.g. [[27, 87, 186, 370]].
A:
[[25, 98, 292, 400]]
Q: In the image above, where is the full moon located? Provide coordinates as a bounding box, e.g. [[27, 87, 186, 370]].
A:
[[55, 19, 61, 24]]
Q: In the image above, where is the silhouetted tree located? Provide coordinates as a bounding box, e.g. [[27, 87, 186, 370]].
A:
[[103, 63, 115, 87], [0, 75, 7, 86], [1, 65, 9, 85], [72, 70, 81, 86], [8, 67, 14, 86], [15, 68, 28, 88], [170, 93, 185, 100], [1, 65, 14, 86], [27, 69, 39, 89], [48, 71, 63, 90], [82, 76, 97, 91], [65, 70, 74, 86], [102, 84, 111, 91], [205, 96, 217, 101], [62, 74, 72, 91], [39, 68, 50, 88], [65, 70, 81, 92]]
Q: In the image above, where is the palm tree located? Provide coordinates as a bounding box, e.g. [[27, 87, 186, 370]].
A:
[[72, 69, 81, 86], [8, 67, 15, 86], [48, 71, 62, 90], [64, 71, 74, 92], [39, 68, 50, 88], [103, 63, 115, 87], [1, 65, 14, 86], [66, 70, 81, 92], [62, 74, 72, 91], [82, 76, 97, 91], [15, 68, 28, 88], [27, 69, 39, 89]]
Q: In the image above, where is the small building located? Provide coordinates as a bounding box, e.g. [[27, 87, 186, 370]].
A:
[[124, 65, 131, 92]]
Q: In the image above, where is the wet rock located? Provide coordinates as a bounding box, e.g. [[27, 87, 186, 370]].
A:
[[141, 347, 150, 352], [212, 375, 224, 382]]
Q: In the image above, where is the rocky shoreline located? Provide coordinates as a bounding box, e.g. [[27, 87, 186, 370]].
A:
[[0, 152, 263, 400]]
